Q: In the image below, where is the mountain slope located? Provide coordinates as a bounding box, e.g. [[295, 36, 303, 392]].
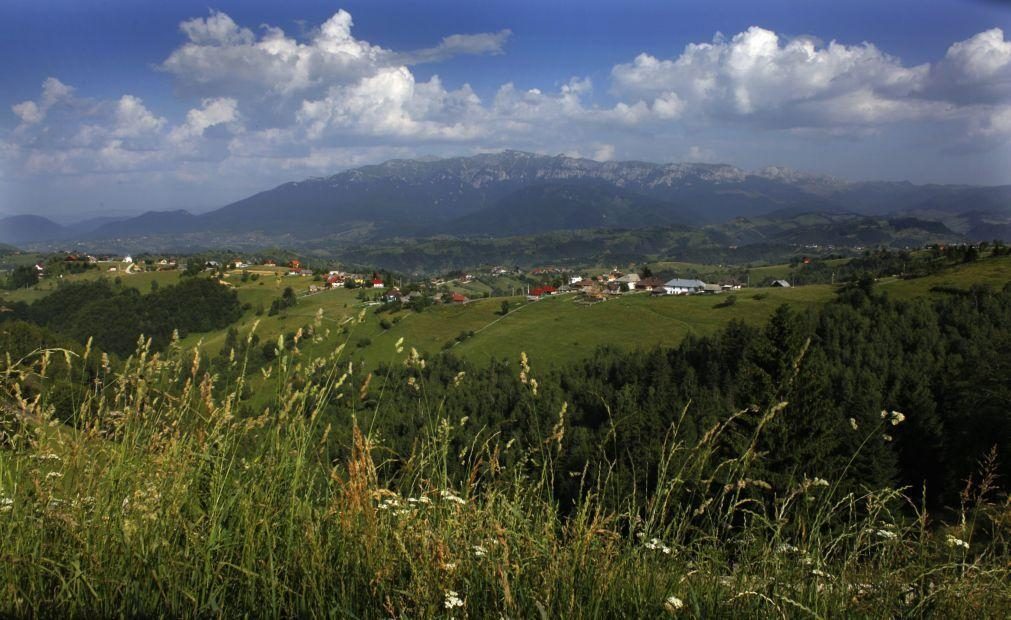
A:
[[0, 215, 67, 244], [448, 181, 693, 236], [88, 210, 197, 239], [13, 150, 1011, 246]]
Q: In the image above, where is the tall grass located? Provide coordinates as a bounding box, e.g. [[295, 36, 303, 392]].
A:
[[0, 329, 1008, 617]]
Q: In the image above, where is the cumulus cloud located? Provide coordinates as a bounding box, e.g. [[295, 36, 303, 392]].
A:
[[298, 68, 484, 140], [611, 27, 932, 126], [169, 97, 240, 144], [929, 28, 1011, 104], [112, 95, 166, 138], [11, 77, 75, 125], [4, 78, 242, 178], [160, 9, 510, 99]]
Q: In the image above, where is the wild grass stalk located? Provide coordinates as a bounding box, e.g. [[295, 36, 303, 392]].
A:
[[0, 334, 1007, 617]]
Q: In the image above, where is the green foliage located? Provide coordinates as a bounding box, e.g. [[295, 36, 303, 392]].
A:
[[268, 287, 298, 316], [7, 265, 38, 289], [0, 323, 1007, 617], [2, 277, 241, 357]]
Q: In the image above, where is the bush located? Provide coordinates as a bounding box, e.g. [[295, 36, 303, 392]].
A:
[[713, 295, 737, 308]]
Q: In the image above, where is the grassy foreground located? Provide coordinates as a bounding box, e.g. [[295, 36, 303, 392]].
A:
[[1, 332, 1009, 618]]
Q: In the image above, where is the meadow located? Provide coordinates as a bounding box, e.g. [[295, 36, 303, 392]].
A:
[[0, 316, 1007, 617], [1, 254, 1010, 617]]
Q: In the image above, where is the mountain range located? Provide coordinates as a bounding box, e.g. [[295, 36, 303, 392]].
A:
[[3, 150, 1009, 249]]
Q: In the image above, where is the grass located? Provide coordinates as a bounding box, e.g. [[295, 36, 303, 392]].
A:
[[3, 264, 182, 304], [356, 288, 820, 364], [7, 255, 1011, 375], [877, 255, 1011, 300], [0, 335, 1007, 617]]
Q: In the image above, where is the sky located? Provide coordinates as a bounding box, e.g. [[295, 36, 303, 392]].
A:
[[2, 0, 1010, 221]]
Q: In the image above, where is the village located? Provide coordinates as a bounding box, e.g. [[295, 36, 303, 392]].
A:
[[16, 251, 797, 307]]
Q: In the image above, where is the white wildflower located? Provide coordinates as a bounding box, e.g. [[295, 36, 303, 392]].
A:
[[439, 490, 467, 505], [811, 568, 834, 580], [444, 590, 464, 609], [645, 537, 672, 554], [45, 471, 63, 481], [473, 545, 488, 558], [664, 595, 684, 613], [0, 496, 12, 513], [849, 417, 859, 431], [946, 535, 969, 550], [875, 529, 897, 540]]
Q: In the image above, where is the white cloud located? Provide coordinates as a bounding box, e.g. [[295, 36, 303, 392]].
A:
[[179, 10, 255, 46], [11, 77, 75, 125], [169, 97, 240, 144], [160, 9, 510, 100], [112, 95, 166, 138], [611, 27, 930, 127], [930, 28, 1011, 104]]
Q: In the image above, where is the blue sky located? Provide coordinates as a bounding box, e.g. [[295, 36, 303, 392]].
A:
[[2, 0, 1010, 220]]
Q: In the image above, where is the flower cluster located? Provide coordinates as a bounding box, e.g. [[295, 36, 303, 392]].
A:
[[664, 595, 684, 613], [946, 535, 970, 550], [644, 537, 672, 555], [439, 489, 467, 505], [444, 590, 464, 609], [881, 410, 906, 426]]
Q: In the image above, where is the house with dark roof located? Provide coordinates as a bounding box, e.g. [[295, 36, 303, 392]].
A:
[[636, 276, 665, 291], [663, 278, 706, 295]]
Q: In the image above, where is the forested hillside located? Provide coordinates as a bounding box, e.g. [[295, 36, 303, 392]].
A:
[[3, 276, 241, 357]]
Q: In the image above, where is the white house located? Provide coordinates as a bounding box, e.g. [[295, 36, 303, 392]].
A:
[[663, 278, 706, 295], [615, 273, 640, 289]]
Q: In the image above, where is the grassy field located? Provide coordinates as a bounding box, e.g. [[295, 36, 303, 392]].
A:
[[2, 263, 182, 304], [6, 255, 1010, 375], [1, 322, 1006, 617], [380, 287, 832, 368], [878, 254, 1011, 299], [175, 253, 1011, 374]]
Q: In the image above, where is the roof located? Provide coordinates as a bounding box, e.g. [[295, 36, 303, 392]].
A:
[[616, 273, 640, 283], [664, 278, 706, 288], [772, 279, 792, 287]]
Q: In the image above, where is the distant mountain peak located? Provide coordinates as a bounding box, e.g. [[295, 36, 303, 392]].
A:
[[10, 150, 1008, 249]]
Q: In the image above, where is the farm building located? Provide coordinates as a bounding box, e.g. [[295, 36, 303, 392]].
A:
[[663, 278, 707, 295]]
